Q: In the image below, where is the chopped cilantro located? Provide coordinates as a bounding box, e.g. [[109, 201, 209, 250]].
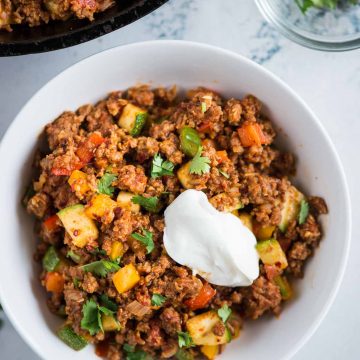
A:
[[123, 344, 152, 360], [150, 154, 174, 178], [219, 169, 230, 179], [99, 294, 118, 312], [81, 299, 117, 336], [298, 199, 309, 225], [81, 299, 100, 335], [218, 304, 232, 323], [81, 260, 120, 277], [131, 195, 160, 213], [131, 229, 154, 254], [98, 173, 117, 196], [177, 331, 194, 348], [295, 0, 357, 13], [151, 294, 167, 306], [189, 146, 211, 175]]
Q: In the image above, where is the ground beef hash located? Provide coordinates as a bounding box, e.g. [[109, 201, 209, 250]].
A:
[[25, 85, 327, 359]]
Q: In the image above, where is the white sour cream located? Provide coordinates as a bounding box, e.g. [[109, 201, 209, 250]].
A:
[[163, 189, 259, 287]]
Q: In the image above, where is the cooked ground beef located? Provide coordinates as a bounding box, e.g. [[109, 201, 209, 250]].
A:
[[0, 0, 115, 31], [25, 85, 327, 359]]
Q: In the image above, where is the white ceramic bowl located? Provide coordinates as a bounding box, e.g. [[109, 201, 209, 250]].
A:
[[0, 41, 351, 360]]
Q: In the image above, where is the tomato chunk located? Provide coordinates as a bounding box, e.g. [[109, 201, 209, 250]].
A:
[[43, 214, 59, 232], [45, 272, 64, 293], [184, 283, 216, 310], [76, 133, 105, 164]]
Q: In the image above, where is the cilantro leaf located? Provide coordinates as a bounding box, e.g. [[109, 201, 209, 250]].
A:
[[189, 146, 210, 175], [298, 199, 309, 225], [123, 344, 152, 360], [81, 260, 120, 277], [131, 195, 160, 213], [131, 229, 154, 254], [98, 173, 117, 196], [219, 169, 230, 179], [98, 306, 114, 316], [151, 294, 167, 306], [150, 154, 174, 178], [42, 246, 60, 272], [295, 0, 341, 13], [81, 299, 101, 335], [100, 294, 118, 312], [177, 331, 194, 348], [218, 304, 232, 323], [81, 299, 118, 336]]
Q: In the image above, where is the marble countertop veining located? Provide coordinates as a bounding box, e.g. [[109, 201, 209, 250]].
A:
[[0, 1, 359, 359]]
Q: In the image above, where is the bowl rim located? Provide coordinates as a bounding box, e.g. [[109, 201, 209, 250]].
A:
[[0, 40, 352, 360]]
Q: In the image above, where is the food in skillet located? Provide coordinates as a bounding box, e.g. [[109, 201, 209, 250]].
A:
[[24, 85, 328, 359], [0, 0, 116, 31]]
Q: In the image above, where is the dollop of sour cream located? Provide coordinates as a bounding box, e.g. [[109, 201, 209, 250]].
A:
[[163, 189, 259, 287]]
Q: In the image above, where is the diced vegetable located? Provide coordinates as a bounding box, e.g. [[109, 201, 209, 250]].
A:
[[112, 264, 140, 294], [237, 123, 268, 147], [176, 349, 194, 360], [76, 133, 105, 164], [253, 221, 276, 240], [117, 191, 140, 213], [200, 345, 219, 359], [101, 314, 120, 332], [216, 150, 229, 164], [84, 194, 117, 221], [110, 241, 124, 261], [256, 239, 288, 269], [184, 283, 216, 310], [279, 186, 304, 232], [180, 127, 201, 157], [274, 275, 293, 300], [209, 193, 242, 213], [42, 246, 60, 272], [43, 214, 59, 232], [45, 272, 64, 293], [126, 300, 150, 317], [237, 212, 253, 232], [177, 162, 199, 189], [68, 170, 90, 196], [57, 204, 99, 248], [57, 325, 88, 351], [118, 103, 147, 136], [186, 311, 231, 346]]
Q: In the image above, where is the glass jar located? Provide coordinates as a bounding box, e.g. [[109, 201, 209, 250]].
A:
[[255, 0, 360, 51]]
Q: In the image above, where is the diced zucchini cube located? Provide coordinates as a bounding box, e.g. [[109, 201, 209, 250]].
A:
[[118, 103, 147, 136], [279, 186, 304, 232], [256, 239, 288, 269]]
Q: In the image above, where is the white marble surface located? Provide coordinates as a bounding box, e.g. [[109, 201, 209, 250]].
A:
[[0, 1, 359, 359]]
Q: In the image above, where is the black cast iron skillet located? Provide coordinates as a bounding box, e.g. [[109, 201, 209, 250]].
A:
[[0, 0, 168, 56]]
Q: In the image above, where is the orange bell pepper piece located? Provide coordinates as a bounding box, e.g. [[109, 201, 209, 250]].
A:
[[184, 282, 216, 310], [216, 150, 229, 164], [237, 123, 268, 147], [76, 133, 105, 164], [45, 272, 64, 293]]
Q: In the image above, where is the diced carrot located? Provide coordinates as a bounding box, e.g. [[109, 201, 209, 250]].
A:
[[237, 123, 268, 147], [184, 283, 216, 310], [43, 214, 59, 232], [197, 121, 212, 133], [216, 150, 229, 164], [202, 139, 216, 148], [88, 133, 106, 146], [45, 272, 64, 293]]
